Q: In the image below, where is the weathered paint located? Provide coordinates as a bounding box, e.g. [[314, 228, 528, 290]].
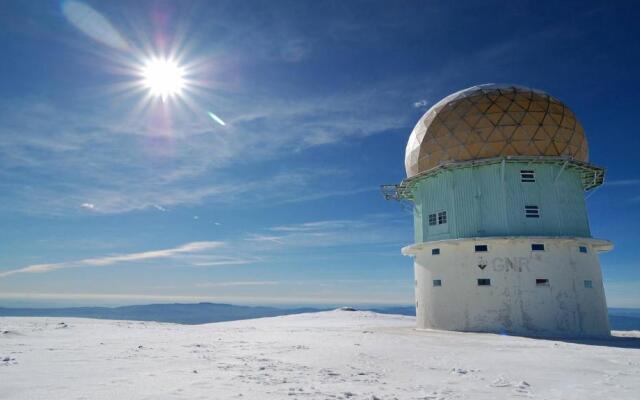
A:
[[412, 162, 591, 243], [405, 237, 610, 337]]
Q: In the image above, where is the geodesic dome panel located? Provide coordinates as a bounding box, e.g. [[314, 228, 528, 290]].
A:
[[405, 84, 589, 178]]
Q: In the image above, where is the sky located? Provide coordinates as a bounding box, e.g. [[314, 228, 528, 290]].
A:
[[0, 0, 639, 308]]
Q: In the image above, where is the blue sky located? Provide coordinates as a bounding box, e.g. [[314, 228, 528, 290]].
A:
[[0, 0, 638, 308]]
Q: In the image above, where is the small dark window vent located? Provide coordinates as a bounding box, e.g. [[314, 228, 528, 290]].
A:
[[521, 170, 536, 182], [525, 205, 540, 218], [579, 246, 588, 253], [477, 278, 491, 286], [584, 280, 593, 288], [531, 244, 545, 251], [536, 278, 549, 286], [433, 279, 442, 287], [432, 248, 440, 255], [475, 245, 488, 252]]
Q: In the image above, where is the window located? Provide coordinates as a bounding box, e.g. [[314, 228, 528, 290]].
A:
[[429, 212, 447, 226], [525, 205, 540, 218], [433, 279, 442, 287], [536, 278, 549, 286], [579, 246, 588, 253], [584, 280, 593, 288], [477, 278, 491, 286], [432, 248, 440, 255], [521, 170, 536, 182], [475, 244, 488, 252], [428, 213, 437, 226], [531, 243, 545, 251]]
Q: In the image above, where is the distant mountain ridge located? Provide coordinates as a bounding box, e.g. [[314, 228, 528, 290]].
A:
[[1, 303, 639, 330], [0, 302, 322, 324]]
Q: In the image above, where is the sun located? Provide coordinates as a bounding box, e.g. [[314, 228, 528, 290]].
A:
[[141, 58, 185, 100]]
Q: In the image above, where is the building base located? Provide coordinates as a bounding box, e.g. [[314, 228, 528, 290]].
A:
[[403, 237, 612, 337]]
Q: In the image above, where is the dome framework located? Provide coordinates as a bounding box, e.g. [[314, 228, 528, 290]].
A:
[[405, 84, 589, 178]]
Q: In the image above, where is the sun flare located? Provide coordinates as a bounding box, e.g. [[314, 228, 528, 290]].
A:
[[141, 58, 185, 100]]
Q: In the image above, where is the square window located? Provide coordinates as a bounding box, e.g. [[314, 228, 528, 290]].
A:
[[438, 211, 447, 224], [579, 246, 588, 253], [531, 244, 545, 251], [584, 280, 593, 288], [428, 213, 437, 226], [475, 244, 488, 252], [536, 278, 549, 286], [477, 278, 491, 286], [521, 170, 535, 182], [433, 279, 442, 287], [432, 248, 440, 255], [525, 205, 540, 218]]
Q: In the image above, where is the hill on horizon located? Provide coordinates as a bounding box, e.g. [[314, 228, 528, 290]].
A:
[[1, 303, 639, 330]]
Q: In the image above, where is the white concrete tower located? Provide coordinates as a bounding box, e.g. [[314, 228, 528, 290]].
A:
[[383, 84, 612, 337]]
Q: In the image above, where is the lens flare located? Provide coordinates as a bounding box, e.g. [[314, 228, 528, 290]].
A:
[[141, 58, 185, 100], [62, 0, 129, 51], [208, 111, 226, 126]]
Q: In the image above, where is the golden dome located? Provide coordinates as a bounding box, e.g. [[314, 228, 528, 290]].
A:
[[405, 84, 589, 178]]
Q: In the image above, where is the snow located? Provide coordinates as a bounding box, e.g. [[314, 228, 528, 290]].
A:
[[1, 310, 639, 399]]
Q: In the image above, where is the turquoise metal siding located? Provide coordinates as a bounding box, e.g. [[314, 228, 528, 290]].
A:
[[412, 162, 591, 242]]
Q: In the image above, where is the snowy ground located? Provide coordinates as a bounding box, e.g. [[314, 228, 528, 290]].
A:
[[1, 310, 639, 399]]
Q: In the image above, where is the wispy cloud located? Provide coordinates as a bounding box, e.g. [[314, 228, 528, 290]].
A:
[[192, 258, 259, 267], [245, 234, 286, 244], [413, 99, 429, 108], [195, 281, 279, 288], [248, 215, 411, 249], [0, 68, 421, 216], [606, 179, 640, 186], [80, 202, 96, 210], [0, 241, 224, 278], [0, 290, 413, 306]]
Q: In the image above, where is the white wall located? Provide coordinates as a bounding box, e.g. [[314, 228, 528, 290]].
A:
[[405, 237, 611, 337]]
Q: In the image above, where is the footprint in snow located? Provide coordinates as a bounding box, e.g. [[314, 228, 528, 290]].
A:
[[515, 381, 531, 394], [451, 368, 468, 375], [2, 356, 17, 365], [490, 377, 511, 387], [490, 377, 532, 394]]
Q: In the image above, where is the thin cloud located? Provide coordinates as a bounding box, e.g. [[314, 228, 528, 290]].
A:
[[606, 179, 640, 186], [0, 241, 224, 279], [249, 215, 411, 249], [192, 259, 257, 267], [413, 99, 429, 108], [245, 234, 286, 244], [195, 281, 279, 288], [276, 187, 378, 205]]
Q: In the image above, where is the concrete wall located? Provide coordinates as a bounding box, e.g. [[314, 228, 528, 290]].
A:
[[407, 237, 610, 337], [412, 162, 591, 242]]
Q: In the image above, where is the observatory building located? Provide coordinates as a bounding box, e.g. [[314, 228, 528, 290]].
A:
[[384, 84, 612, 337]]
